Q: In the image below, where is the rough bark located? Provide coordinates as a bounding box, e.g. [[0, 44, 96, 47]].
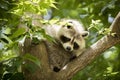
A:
[[20, 12, 120, 80]]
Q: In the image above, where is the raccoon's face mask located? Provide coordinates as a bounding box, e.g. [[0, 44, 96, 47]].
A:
[[60, 35, 79, 51], [60, 32, 88, 52]]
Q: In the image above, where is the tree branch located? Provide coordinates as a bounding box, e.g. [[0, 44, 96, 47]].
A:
[[58, 12, 120, 79]]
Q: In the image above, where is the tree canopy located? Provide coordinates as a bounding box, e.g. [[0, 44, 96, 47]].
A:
[[0, 0, 120, 80]]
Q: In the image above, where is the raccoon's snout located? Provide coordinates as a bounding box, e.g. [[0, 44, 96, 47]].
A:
[[66, 46, 71, 51]]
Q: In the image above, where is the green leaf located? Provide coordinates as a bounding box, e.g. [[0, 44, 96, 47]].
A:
[[10, 28, 26, 39], [50, 3, 58, 9], [48, 19, 59, 24], [2, 27, 11, 35], [18, 35, 27, 46], [23, 54, 40, 67], [1, 34, 13, 43]]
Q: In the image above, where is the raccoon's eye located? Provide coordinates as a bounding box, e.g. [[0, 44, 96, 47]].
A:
[[67, 25, 72, 29], [60, 35, 71, 43], [73, 42, 79, 50]]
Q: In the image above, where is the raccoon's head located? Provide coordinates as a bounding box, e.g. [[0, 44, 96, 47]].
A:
[[58, 19, 89, 53]]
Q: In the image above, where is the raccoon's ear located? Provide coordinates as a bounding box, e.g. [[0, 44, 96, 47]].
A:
[[81, 31, 89, 38]]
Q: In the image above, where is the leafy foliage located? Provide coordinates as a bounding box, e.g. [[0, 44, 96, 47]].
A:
[[0, 0, 56, 80], [0, 0, 120, 80]]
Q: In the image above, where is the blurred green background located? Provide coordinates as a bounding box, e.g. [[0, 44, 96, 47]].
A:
[[0, 0, 120, 80]]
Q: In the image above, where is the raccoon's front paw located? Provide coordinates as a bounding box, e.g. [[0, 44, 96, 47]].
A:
[[69, 55, 77, 61]]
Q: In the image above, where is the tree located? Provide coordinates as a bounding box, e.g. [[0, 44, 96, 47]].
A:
[[20, 12, 120, 80]]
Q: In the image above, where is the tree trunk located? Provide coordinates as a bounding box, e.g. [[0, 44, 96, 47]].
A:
[[20, 12, 120, 80]]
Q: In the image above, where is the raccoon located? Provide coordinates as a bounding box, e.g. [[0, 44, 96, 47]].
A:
[[43, 19, 89, 57]]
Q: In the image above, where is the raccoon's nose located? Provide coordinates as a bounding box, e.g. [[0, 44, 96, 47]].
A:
[[66, 46, 71, 51]]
